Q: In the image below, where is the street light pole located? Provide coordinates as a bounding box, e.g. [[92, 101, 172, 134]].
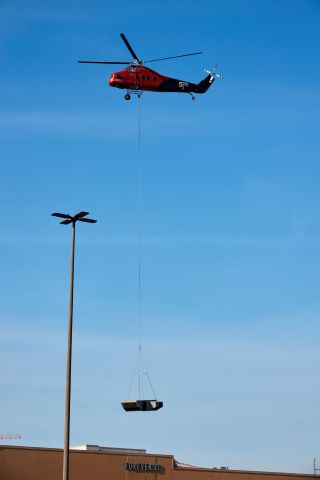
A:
[[63, 220, 75, 480], [52, 211, 97, 480]]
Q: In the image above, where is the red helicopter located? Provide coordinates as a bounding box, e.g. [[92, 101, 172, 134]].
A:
[[78, 33, 223, 100]]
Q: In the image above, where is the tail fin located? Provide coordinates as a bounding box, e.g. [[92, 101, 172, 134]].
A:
[[196, 64, 223, 93]]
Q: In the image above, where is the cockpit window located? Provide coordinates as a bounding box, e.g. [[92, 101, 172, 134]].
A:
[[115, 74, 123, 79]]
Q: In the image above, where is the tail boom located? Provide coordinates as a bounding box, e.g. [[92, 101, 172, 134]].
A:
[[194, 73, 215, 93]]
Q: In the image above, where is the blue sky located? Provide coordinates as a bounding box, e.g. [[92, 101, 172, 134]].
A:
[[1, 0, 320, 473]]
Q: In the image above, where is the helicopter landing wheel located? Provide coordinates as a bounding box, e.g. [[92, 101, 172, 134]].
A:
[[124, 94, 131, 100]]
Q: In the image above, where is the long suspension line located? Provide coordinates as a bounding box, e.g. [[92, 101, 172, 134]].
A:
[[122, 96, 163, 411], [137, 96, 143, 400]]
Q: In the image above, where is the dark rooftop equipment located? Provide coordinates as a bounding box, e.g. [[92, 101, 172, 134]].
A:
[[121, 400, 163, 412]]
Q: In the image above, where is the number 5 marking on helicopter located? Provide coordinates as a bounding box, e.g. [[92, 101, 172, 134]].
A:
[[179, 81, 189, 90]]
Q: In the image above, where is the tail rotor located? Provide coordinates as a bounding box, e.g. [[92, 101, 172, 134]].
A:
[[204, 64, 223, 80]]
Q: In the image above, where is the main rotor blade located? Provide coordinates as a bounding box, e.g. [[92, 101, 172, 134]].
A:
[[78, 61, 130, 64], [78, 218, 97, 223], [74, 211, 89, 220], [144, 51, 203, 63], [60, 219, 73, 225], [52, 212, 72, 219], [120, 33, 140, 62]]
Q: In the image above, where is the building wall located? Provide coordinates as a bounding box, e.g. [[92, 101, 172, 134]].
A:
[[0, 446, 318, 480]]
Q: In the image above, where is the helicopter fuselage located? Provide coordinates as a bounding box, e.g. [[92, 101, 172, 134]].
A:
[[108, 65, 212, 94]]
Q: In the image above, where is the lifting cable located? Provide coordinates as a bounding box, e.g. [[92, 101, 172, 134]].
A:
[[125, 96, 158, 402], [137, 95, 143, 400]]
